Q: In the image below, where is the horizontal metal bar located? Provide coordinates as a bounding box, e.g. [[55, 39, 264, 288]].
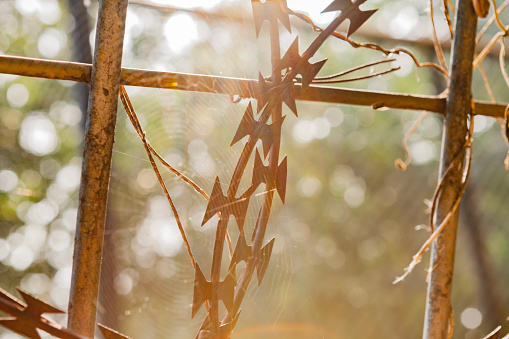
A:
[[0, 55, 505, 117]]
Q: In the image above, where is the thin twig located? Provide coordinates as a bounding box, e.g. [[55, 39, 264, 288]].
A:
[[447, 306, 454, 339], [442, 0, 454, 38], [394, 111, 429, 171], [314, 58, 395, 80], [119, 86, 196, 268], [430, 0, 449, 74], [119, 87, 235, 263], [477, 0, 509, 43], [490, 0, 509, 34], [312, 66, 400, 84], [282, 4, 449, 78], [477, 61, 496, 102], [482, 326, 502, 339], [394, 116, 474, 283], [147, 145, 209, 199], [474, 32, 504, 68], [499, 37, 509, 89]]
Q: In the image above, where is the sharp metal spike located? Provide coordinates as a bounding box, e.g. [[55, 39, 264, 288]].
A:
[[276, 156, 287, 204], [196, 311, 241, 339], [17, 288, 64, 317], [191, 263, 211, 318], [0, 318, 41, 339], [322, 0, 376, 37], [256, 238, 275, 285], [219, 311, 241, 339], [99, 324, 132, 339], [231, 100, 285, 158], [201, 177, 227, 227], [192, 264, 236, 319], [0, 288, 89, 339], [197, 330, 212, 339], [346, 8, 377, 36], [259, 116, 285, 158], [229, 233, 252, 269], [279, 37, 326, 93], [256, 73, 269, 111], [0, 286, 23, 308], [279, 38, 300, 71], [251, 150, 269, 189], [231, 103, 256, 146], [195, 314, 212, 339], [322, 0, 358, 13], [218, 269, 236, 316], [300, 59, 327, 90], [259, 127, 274, 159], [230, 195, 250, 232], [259, 72, 296, 116], [251, 150, 287, 203], [200, 177, 250, 231], [252, 0, 291, 37], [282, 86, 298, 116]]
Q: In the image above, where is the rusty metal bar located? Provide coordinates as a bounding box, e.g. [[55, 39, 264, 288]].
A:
[[0, 55, 506, 118], [67, 0, 128, 337], [422, 0, 478, 337]]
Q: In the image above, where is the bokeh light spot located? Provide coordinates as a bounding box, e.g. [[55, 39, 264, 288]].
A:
[[164, 13, 198, 53], [115, 271, 134, 295], [0, 170, 18, 192], [348, 287, 368, 308], [410, 140, 436, 165], [7, 83, 29, 108], [8, 245, 34, 271], [48, 229, 71, 252], [20, 273, 51, 295], [315, 236, 337, 259], [324, 107, 344, 127], [38, 28, 66, 58], [311, 117, 331, 139], [37, 0, 61, 25], [15, 0, 37, 15], [50, 101, 82, 126], [0, 239, 10, 262], [19, 113, 58, 156], [297, 177, 322, 197], [292, 119, 313, 144], [26, 199, 59, 225], [461, 307, 482, 329], [344, 180, 365, 208], [56, 164, 81, 192]]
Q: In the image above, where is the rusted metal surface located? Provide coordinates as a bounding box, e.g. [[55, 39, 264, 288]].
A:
[[0, 55, 91, 83], [67, 0, 128, 337], [0, 287, 88, 339], [422, 0, 478, 337], [0, 55, 506, 118]]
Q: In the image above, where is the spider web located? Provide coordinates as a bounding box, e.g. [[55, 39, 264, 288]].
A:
[[100, 2, 297, 337]]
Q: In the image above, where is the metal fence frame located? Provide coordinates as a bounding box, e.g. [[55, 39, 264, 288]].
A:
[[0, 0, 507, 337]]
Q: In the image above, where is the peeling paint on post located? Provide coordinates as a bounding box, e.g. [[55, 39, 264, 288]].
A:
[[423, 0, 477, 337], [67, 0, 128, 336]]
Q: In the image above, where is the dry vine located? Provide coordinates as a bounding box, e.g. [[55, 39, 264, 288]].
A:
[[282, 3, 449, 78]]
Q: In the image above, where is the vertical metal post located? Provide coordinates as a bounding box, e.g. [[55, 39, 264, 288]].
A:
[[67, 0, 128, 336], [423, 0, 477, 337]]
